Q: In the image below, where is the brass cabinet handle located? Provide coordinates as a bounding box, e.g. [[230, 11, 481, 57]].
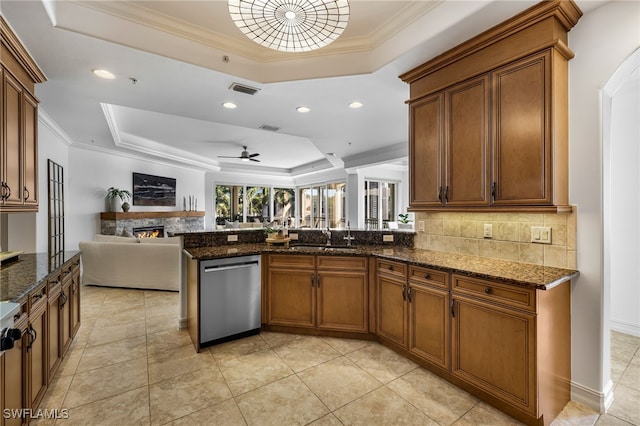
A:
[[424, 273, 431, 280], [484, 287, 492, 294], [23, 186, 30, 201]]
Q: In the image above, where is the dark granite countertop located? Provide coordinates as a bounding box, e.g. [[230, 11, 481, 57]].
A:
[[1, 251, 81, 302], [183, 244, 578, 290]]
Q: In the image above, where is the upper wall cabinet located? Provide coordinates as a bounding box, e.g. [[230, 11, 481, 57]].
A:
[[0, 16, 46, 213], [401, 0, 581, 213]]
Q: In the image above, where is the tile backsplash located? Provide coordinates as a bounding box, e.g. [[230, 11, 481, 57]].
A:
[[413, 209, 577, 269]]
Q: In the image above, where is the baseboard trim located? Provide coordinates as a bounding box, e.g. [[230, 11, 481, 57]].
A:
[[178, 317, 187, 330], [571, 379, 614, 413], [611, 320, 640, 337]]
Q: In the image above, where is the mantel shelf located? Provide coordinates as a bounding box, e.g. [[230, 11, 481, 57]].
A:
[[100, 211, 205, 220]]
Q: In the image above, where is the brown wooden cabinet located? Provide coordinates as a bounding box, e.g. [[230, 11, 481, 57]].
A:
[[401, 1, 580, 213], [3, 312, 27, 426], [266, 254, 369, 333], [450, 274, 571, 425], [26, 292, 47, 419], [70, 261, 81, 338], [60, 269, 73, 356], [46, 274, 62, 382], [0, 16, 45, 213], [376, 259, 450, 371]]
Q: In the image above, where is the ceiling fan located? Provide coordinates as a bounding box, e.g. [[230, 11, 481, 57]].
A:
[[218, 146, 260, 162]]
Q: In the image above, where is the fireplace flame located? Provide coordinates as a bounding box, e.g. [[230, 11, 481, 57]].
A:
[[137, 230, 160, 239]]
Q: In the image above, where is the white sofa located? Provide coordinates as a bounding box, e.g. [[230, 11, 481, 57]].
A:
[[79, 234, 181, 291]]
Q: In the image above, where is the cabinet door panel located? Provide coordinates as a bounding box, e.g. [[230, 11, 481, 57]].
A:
[[376, 274, 406, 346], [452, 296, 536, 415], [29, 307, 47, 411], [22, 92, 38, 207], [445, 76, 490, 206], [47, 291, 62, 381], [408, 284, 449, 370], [492, 51, 551, 205], [61, 277, 72, 355], [3, 73, 23, 205], [410, 94, 443, 207], [267, 268, 315, 328], [71, 263, 81, 337], [317, 271, 367, 332], [3, 324, 25, 426]]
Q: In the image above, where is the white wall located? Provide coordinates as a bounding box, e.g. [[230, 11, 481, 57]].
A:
[[67, 146, 206, 250], [610, 73, 640, 336], [568, 0, 640, 410]]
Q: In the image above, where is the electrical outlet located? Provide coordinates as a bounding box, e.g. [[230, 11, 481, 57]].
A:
[[383, 235, 394, 242], [227, 234, 238, 242], [483, 224, 493, 239], [289, 233, 298, 240], [418, 220, 425, 232], [531, 226, 552, 244]]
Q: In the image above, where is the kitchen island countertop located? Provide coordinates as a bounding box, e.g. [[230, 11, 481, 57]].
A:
[[184, 244, 577, 290]]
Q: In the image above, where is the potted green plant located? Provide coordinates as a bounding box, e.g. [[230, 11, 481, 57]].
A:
[[398, 213, 413, 229], [263, 223, 283, 239], [106, 187, 132, 212]]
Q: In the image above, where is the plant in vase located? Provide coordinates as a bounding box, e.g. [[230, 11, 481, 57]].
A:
[[106, 187, 132, 212], [263, 223, 283, 239], [398, 213, 413, 229]]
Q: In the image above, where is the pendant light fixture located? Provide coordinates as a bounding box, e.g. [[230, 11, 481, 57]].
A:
[[228, 0, 350, 53]]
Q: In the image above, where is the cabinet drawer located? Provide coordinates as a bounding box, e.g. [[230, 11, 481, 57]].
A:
[[408, 265, 448, 289], [268, 254, 315, 269], [377, 259, 407, 278], [317, 255, 367, 271], [452, 274, 535, 312], [29, 283, 48, 312]]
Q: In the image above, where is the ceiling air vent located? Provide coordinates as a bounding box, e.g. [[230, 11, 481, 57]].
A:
[[229, 82, 260, 95], [260, 124, 280, 132]]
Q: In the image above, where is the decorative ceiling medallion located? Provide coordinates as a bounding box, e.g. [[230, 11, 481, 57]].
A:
[[228, 0, 350, 53]]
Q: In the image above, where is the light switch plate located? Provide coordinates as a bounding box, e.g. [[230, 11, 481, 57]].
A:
[[531, 226, 552, 244], [483, 224, 493, 239], [227, 234, 238, 242], [418, 221, 425, 232], [383, 235, 394, 242]]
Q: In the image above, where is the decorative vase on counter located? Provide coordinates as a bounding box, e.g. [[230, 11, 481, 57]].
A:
[[121, 202, 130, 212]]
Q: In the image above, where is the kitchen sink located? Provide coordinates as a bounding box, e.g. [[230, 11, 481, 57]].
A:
[[289, 245, 358, 252]]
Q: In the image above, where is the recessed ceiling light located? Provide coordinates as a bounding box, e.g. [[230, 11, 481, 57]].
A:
[[222, 102, 237, 109], [92, 69, 115, 79], [349, 101, 363, 109], [297, 106, 311, 113]]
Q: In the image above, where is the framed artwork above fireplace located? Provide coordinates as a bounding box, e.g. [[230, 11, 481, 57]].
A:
[[133, 172, 176, 206]]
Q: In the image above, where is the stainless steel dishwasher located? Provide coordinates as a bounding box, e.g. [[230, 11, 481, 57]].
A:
[[199, 255, 261, 346]]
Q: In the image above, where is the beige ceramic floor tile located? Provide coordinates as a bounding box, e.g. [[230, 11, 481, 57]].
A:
[[147, 340, 199, 366], [236, 375, 329, 426], [550, 400, 600, 426], [57, 386, 149, 426], [145, 312, 179, 335], [55, 344, 85, 378], [167, 399, 247, 426], [92, 305, 147, 327], [149, 366, 232, 425], [345, 343, 417, 384], [29, 375, 74, 426], [608, 384, 640, 425], [387, 368, 479, 425], [273, 336, 341, 372], [595, 413, 635, 425], [86, 319, 147, 347], [308, 414, 344, 426], [322, 336, 375, 355], [619, 356, 640, 392], [76, 335, 147, 373], [298, 356, 382, 410], [63, 356, 148, 408], [259, 331, 305, 348], [333, 386, 438, 426], [148, 350, 215, 384], [453, 401, 523, 425], [219, 349, 293, 396], [208, 334, 270, 363], [146, 328, 194, 362]]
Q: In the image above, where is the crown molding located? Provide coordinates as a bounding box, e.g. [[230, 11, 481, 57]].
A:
[[0, 14, 47, 83], [38, 108, 74, 146]]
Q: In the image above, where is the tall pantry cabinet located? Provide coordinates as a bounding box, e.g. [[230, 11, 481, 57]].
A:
[[1, 15, 46, 213]]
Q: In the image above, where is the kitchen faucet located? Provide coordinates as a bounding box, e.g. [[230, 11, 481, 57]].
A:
[[322, 227, 332, 246], [343, 221, 355, 246]]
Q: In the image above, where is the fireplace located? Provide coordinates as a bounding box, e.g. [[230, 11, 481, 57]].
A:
[[133, 225, 165, 238]]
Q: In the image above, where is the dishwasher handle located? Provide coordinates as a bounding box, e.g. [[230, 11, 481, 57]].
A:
[[203, 261, 259, 273]]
